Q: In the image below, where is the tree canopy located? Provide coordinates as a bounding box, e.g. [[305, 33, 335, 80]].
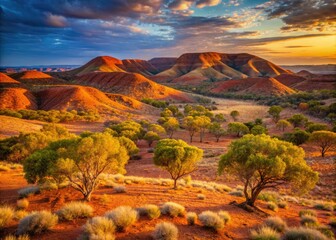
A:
[[182, 116, 199, 143], [24, 132, 130, 201], [209, 122, 226, 142], [218, 134, 318, 207], [268, 106, 283, 123], [162, 117, 179, 138], [153, 139, 203, 189], [309, 130, 336, 157], [288, 114, 308, 128], [228, 122, 249, 137]]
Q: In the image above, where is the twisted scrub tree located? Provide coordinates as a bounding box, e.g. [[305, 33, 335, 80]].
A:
[[154, 139, 203, 189], [309, 130, 336, 157], [194, 116, 211, 142], [209, 122, 226, 142], [268, 106, 283, 123], [218, 134, 318, 207], [182, 116, 199, 143], [24, 132, 129, 201], [163, 117, 179, 138]]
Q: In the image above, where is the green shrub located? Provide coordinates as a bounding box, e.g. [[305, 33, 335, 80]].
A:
[[299, 209, 317, 217], [267, 202, 278, 212], [250, 226, 280, 240], [3, 235, 30, 240], [161, 202, 185, 217], [79, 216, 115, 240], [136, 204, 161, 219], [316, 225, 335, 239], [229, 190, 244, 197], [257, 191, 279, 203], [39, 181, 58, 191], [300, 215, 319, 227], [18, 186, 40, 198], [283, 227, 328, 240], [105, 206, 138, 232], [17, 199, 29, 210], [0, 206, 14, 228], [56, 202, 93, 221], [152, 222, 178, 240], [198, 211, 224, 231], [278, 201, 288, 209], [186, 212, 197, 225], [218, 211, 231, 225], [313, 203, 333, 211], [17, 211, 58, 234], [264, 216, 287, 233]]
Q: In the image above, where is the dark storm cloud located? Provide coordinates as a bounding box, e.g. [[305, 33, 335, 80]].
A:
[[264, 0, 336, 31]]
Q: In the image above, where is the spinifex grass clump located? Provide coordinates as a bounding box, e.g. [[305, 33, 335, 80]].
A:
[[56, 202, 93, 221], [17, 211, 58, 235], [79, 216, 116, 240], [152, 222, 178, 240], [161, 202, 185, 217], [105, 206, 138, 232]]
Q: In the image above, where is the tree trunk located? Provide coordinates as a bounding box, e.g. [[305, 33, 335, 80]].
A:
[[83, 191, 92, 202], [173, 179, 177, 189], [321, 149, 325, 157], [216, 137, 219, 142], [190, 135, 193, 143]]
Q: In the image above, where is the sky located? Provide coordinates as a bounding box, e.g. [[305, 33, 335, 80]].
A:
[[0, 0, 335, 66]]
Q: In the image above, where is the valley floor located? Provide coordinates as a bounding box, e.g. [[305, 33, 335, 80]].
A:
[[0, 169, 334, 240]]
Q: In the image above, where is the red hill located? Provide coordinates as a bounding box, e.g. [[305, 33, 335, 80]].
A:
[[70, 56, 159, 76], [37, 85, 131, 113], [12, 70, 52, 79], [211, 77, 296, 96], [0, 88, 37, 110], [76, 72, 194, 102], [155, 52, 291, 84], [121, 59, 158, 76], [0, 73, 20, 84], [70, 56, 125, 75], [148, 58, 177, 72]]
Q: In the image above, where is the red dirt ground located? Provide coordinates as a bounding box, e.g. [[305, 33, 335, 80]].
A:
[[1, 169, 335, 240]]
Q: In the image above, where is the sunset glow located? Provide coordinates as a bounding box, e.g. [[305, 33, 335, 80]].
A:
[[0, 0, 335, 66]]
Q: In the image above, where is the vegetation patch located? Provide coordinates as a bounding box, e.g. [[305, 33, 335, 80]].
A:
[[79, 216, 115, 240], [56, 202, 93, 221], [105, 206, 138, 232], [152, 222, 178, 240], [17, 211, 58, 235]]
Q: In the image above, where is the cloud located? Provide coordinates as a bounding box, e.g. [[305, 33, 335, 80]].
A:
[[195, 0, 222, 8], [264, 0, 336, 31], [45, 13, 68, 27], [167, 0, 221, 10], [285, 45, 311, 48]]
